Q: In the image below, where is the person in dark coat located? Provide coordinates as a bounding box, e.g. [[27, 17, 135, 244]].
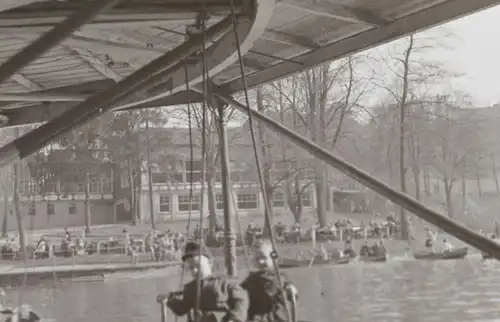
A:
[[157, 242, 248, 322], [241, 239, 298, 322]]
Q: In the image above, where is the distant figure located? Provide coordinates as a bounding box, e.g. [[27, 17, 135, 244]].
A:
[[359, 240, 370, 256], [425, 228, 436, 250], [442, 238, 454, 252]]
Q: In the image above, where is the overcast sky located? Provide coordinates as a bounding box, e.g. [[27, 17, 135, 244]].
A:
[[425, 5, 500, 106]]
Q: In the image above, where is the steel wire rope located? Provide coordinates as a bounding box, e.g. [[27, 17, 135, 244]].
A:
[[228, 1, 292, 321], [194, 8, 209, 322], [172, 60, 197, 322]]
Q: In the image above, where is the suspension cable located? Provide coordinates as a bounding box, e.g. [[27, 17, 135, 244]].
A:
[[173, 61, 196, 322], [228, 1, 292, 321], [194, 10, 209, 322]]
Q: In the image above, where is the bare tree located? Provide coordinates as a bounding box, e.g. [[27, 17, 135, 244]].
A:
[[171, 103, 243, 231], [426, 94, 481, 218], [372, 32, 457, 239], [285, 56, 366, 226]]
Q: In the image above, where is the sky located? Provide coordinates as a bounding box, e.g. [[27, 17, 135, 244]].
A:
[[425, 4, 500, 106]]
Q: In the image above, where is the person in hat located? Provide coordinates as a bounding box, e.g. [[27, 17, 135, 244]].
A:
[[157, 241, 248, 322], [241, 239, 298, 322]]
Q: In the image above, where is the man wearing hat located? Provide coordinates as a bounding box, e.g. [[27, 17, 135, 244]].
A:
[[158, 242, 248, 322]]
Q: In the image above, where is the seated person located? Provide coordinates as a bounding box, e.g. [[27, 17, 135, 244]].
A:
[[241, 239, 298, 322], [158, 242, 248, 322], [370, 242, 379, 256], [342, 239, 356, 258], [425, 228, 436, 250], [318, 244, 329, 260], [376, 240, 387, 256], [359, 241, 370, 257], [441, 238, 453, 252]]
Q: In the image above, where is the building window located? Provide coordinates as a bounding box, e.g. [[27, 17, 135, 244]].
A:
[[28, 203, 36, 216], [89, 174, 101, 193], [178, 195, 201, 212], [159, 195, 171, 213], [47, 203, 55, 216], [120, 171, 129, 188], [215, 194, 224, 210], [302, 192, 312, 207], [69, 203, 77, 215], [272, 190, 285, 208], [237, 193, 258, 209], [186, 160, 202, 182]]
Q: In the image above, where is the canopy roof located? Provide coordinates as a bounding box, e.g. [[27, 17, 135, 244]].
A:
[[0, 0, 498, 126]]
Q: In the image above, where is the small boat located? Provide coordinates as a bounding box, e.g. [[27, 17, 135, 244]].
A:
[[482, 253, 493, 260], [413, 247, 468, 260], [279, 256, 350, 269], [358, 254, 388, 263]]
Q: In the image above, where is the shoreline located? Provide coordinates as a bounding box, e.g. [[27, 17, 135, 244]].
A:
[[0, 260, 180, 287]]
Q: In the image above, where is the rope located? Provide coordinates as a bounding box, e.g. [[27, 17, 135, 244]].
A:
[[228, 1, 292, 322]]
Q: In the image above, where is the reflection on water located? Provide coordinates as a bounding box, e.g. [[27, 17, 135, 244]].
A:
[[5, 257, 500, 322]]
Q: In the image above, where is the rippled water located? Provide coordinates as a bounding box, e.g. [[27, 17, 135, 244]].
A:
[[5, 255, 500, 322]]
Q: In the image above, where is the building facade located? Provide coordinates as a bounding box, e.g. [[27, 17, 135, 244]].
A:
[[7, 124, 367, 230]]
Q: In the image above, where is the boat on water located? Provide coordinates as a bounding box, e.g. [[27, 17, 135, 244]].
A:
[[279, 256, 350, 269], [482, 253, 493, 260], [413, 247, 468, 260], [358, 254, 388, 263]]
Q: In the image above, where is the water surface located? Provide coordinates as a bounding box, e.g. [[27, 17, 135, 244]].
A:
[[5, 256, 500, 322]]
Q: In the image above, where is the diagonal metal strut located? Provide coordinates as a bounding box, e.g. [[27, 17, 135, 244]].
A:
[[208, 87, 500, 261], [0, 0, 120, 87]]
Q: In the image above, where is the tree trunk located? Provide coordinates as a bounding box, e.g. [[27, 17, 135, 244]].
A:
[[314, 162, 327, 227], [13, 162, 26, 259], [423, 170, 430, 196], [412, 166, 421, 201], [127, 160, 137, 225], [145, 119, 156, 229], [475, 171, 482, 196], [84, 171, 91, 234], [2, 193, 8, 237], [492, 154, 500, 194], [444, 178, 454, 218], [397, 35, 414, 242], [206, 168, 218, 231], [461, 176, 466, 208]]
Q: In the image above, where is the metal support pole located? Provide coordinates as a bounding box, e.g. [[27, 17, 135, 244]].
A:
[[216, 97, 237, 276], [146, 118, 156, 229], [0, 0, 119, 86], [0, 17, 233, 169], [210, 88, 500, 260]]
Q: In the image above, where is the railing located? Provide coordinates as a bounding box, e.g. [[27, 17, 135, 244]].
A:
[[20, 179, 113, 195]]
